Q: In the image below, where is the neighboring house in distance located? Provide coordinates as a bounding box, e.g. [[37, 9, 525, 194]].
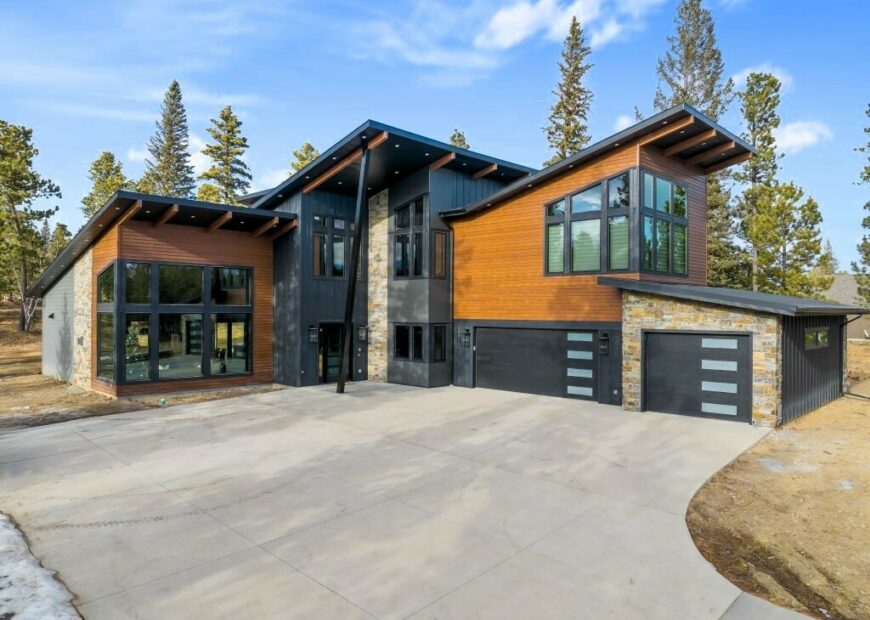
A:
[[825, 273, 870, 339], [30, 105, 867, 427]]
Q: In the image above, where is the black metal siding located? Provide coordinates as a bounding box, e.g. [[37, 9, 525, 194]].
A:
[[781, 315, 844, 423]]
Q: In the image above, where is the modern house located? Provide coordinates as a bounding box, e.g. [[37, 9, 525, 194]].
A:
[[30, 105, 867, 426]]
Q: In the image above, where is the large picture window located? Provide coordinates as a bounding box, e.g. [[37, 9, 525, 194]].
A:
[[158, 314, 203, 379], [98, 264, 115, 303], [395, 196, 426, 278], [124, 314, 150, 382], [97, 313, 114, 380], [641, 171, 688, 276], [544, 170, 631, 274], [211, 268, 250, 305], [125, 263, 150, 304], [159, 265, 203, 304]]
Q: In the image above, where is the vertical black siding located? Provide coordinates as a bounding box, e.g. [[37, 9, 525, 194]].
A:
[[781, 315, 844, 423]]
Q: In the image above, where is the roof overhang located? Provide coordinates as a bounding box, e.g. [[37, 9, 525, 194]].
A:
[[442, 104, 755, 219], [251, 120, 536, 209], [28, 191, 297, 298], [598, 277, 869, 317]]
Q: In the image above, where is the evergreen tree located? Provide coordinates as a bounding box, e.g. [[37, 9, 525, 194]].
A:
[[819, 240, 838, 274], [139, 80, 195, 198], [290, 142, 320, 173], [449, 129, 469, 149], [0, 120, 61, 330], [633, 106, 645, 122], [733, 72, 783, 291], [752, 183, 832, 297], [853, 103, 870, 306], [46, 223, 71, 262], [653, 0, 734, 120], [653, 0, 742, 288], [82, 151, 131, 217], [199, 105, 251, 204], [544, 16, 593, 166], [196, 183, 221, 202]]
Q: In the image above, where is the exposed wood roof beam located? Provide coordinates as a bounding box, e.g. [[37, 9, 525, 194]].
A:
[[472, 163, 498, 180], [267, 219, 298, 241], [429, 152, 456, 171], [638, 116, 696, 146], [663, 129, 717, 157], [686, 140, 736, 166], [206, 211, 232, 233], [252, 216, 279, 238], [703, 151, 751, 174], [117, 200, 142, 226], [153, 204, 178, 227], [303, 131, 389, 194]]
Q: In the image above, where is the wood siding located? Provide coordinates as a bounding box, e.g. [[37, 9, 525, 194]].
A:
[[91, 220, 275, 393], [452, 145, 637, 321], [638, 146, 707, 285]]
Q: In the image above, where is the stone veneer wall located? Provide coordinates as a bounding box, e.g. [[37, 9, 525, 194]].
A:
[[621, 291, 782, 427], [367, 190, 389, 381], [71, 248, 93, 389]]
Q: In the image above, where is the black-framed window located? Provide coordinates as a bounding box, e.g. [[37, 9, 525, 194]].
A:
[[211, 313, 251, 375], [641, 171, 687, 275], [433, 231, 447, 279], [158, 313, 203, 379], [125, 263, 150, 304], [804, 327, 830, 350], [395, 196, 426, 278], [311, 215, 348, 279], [98, 264, 115, 303], [394, 324, 424, 361], [97, 313, 114, 380], [211, 268, 250, 305], [432, 324, 447, 362], [544, 170, 631, 274], [159, 265, 203, 304], [124, 313, 150, 382]]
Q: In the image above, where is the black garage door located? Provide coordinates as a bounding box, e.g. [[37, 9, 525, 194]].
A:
[[475, 328, 596, 400], [644, 332, 752, 423]]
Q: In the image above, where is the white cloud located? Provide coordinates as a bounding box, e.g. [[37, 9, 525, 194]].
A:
[[732, 62, 795, 91], [775, 121, 833, 154], [590, 18, 623, 46], [127, 147, 148, 163], [136, 86, 266, 108], [614, 114, 634, 131], [189, 134, 210, 176], [259, 168, 291, 189], [37, 102, 154, 122]]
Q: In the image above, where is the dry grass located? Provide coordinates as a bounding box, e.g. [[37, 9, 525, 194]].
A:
[[688, 345, 870, 620], [0, 304, 281, 428]]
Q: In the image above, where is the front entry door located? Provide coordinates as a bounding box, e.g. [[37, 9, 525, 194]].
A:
[[319, 324, 346, 383]]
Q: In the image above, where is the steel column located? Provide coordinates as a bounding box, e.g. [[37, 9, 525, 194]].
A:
[[336, 148, 370, 393]]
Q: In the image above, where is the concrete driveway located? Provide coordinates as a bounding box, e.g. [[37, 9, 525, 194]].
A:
[[1, 383, 805, 619]]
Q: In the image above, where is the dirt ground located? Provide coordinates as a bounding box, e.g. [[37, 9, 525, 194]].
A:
[[0, 305, 281, 429], [688, 340, 870, 620]]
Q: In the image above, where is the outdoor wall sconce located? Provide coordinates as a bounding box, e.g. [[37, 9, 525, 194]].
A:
[[358, 325, 368, 342], [462, 328, 471, 348], [48, 313, 55, 319], [308, 326, 319, 344]]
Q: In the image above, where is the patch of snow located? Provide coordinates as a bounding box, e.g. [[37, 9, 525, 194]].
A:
[[0, 513, 78, 620], [757, 457, 819, 474], [838, 480, 854, 491]]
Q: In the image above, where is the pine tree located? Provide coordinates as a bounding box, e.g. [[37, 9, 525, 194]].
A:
[[819, 240, 839, 274], [139, 80, 195, 198], [853, 103, 870, 306], [449, 129, 469, 149], [0, 120, 61, 330], [290, 142, 320, 173], [734, 72, 783, 291], [544, 16, 593, 166], [199, 105, 251, 204], [44, 223, 71, 264], [653, 0, 742, 288], [82, 151, 131, 217], [653, 0, 734, 121], [196, 183, 221, 202], [752, 184, 832, 297]]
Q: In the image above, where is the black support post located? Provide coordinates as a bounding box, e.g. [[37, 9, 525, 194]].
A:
[[337, 148, 370, 393]]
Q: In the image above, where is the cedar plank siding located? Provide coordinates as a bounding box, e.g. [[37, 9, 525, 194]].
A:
[[638, 145, 707, 285], [452, 145, 637, 322], [92, 220, 274, 394]]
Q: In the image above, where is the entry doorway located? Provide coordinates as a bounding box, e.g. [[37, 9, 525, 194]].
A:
[[318, 323, 349, 383]]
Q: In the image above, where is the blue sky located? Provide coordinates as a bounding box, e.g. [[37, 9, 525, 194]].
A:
[[2, 0, 868, 267]]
